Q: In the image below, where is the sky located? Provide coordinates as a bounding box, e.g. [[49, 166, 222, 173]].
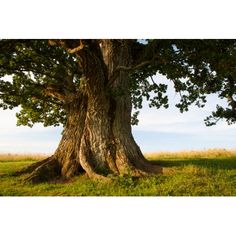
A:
[[132, 74, 236, 152], [0, 73, 236, 154]]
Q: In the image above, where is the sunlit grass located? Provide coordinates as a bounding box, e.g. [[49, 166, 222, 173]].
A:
[[1, 149, 236, 196]]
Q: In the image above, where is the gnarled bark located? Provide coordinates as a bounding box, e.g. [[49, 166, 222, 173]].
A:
[[22, 40, 162, 183]]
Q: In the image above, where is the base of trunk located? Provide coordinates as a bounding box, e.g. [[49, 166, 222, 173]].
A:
[[17, 154, 162, 184]]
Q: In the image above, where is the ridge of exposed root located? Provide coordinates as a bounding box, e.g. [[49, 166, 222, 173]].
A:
[[140, 162, 163, 174], [13, 150, 163, 184], [13, 157, 52, 176], [119, 160, 163, 177], [87, 172, 111, 182], [24, 157, 61, 183]]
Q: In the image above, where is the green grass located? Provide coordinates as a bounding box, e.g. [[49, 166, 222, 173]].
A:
[[1, 149, 236, 196]]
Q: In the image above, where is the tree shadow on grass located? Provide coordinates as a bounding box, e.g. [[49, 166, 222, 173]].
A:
[[151, 157, 236, 171]]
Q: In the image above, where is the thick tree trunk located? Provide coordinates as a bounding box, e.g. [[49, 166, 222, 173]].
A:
[[22, 40, 162, 183]]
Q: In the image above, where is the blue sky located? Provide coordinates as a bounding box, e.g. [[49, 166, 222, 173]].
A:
[[132, 74, 236, 152], [0, 73, 236, 154]]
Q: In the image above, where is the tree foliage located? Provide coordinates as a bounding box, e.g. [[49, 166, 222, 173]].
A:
[[1, 39, 236, 127]]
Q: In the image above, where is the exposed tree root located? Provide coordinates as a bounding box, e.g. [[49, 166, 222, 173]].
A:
[[24, 157, 61, 183], [124, 163, 163, 177], [13, 157, 52, 176], [19, 153, 162, 184], [79, 137, 110, 181], [15, 154, 163, 184], [138, 160, 163, 174]]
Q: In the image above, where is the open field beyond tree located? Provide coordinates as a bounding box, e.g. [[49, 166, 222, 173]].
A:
[[1, 149, 236, 196]]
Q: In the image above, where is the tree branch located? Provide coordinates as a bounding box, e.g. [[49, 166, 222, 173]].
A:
[[43, 85, 66, 101], [150, 75, 158, 86], [227, 95, 236, 111], [115, 54, 165, 74], [115, 60, 153, 72], [48, 39, 85, 54], [67, 40, 85, 54]]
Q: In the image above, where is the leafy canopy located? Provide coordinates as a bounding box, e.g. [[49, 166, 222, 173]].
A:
[[0, 39, 236, 127]]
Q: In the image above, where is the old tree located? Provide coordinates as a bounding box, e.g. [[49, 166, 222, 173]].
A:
[[0, 39, 236, 183]]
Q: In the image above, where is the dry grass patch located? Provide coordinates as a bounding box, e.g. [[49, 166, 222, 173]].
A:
[[0, 153, 47, 162], [145, 149, 236, 160]]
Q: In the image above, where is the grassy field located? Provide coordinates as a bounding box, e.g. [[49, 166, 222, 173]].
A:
[[1, 149, 236, 196]]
